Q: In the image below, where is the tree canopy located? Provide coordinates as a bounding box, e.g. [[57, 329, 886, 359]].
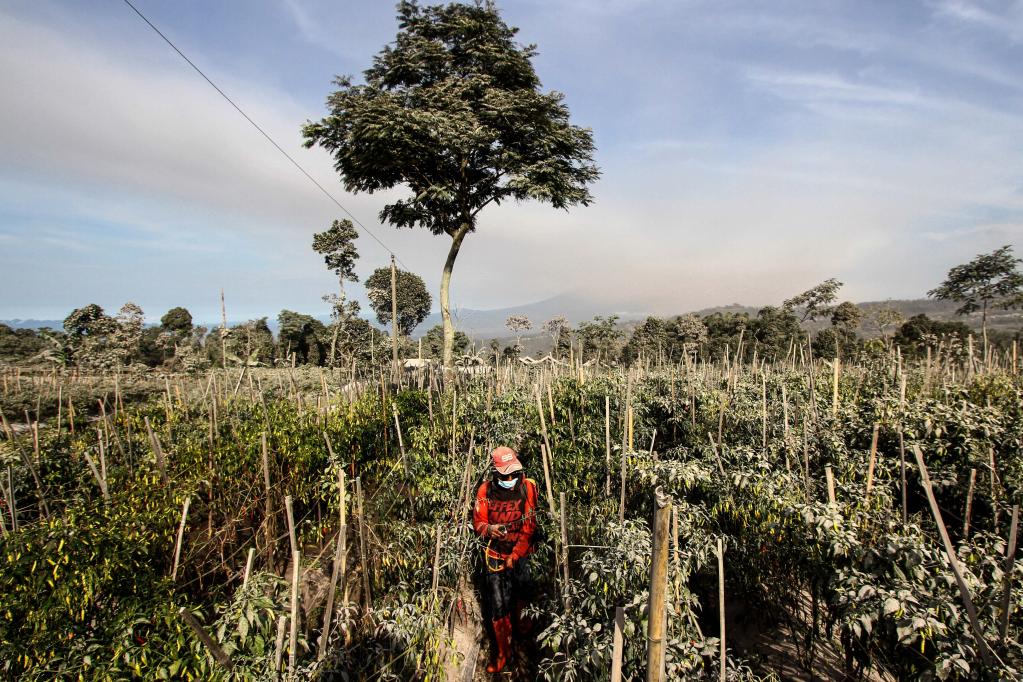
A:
[[302, 0, 599, 366], [928, 245, 1023, 349], [364, 267, 432, 336], [784, 278, 843, 322]]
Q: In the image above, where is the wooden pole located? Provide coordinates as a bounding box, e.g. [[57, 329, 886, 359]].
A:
[[431, 523, 443, 597], [717, 537, 727, 682], [899, 431, 908, 525], [261, 432, 274, 567], [605, 395, 612, 497], [610, 606, 625, 682], [285, 494, 298, 558], [144, 417, 168, 485], [911, 445, 994, 666], [1000, 504, 1019, 642], [963, 468, 977, 539], [832, 357, 840, 417], [645, 488, 671, 682], [242, 547, 256, 588], [540, 443, 557, 520], [274, 615, 287, 676], [825, 466, 836, 506], [319, 524, 347, 661], [178, 607, 233, 670], [356, 477, 371, 609], [559, 491, 570, 605], [289, 550, 301, 678], [172, 497, 191, 581], [390, 255, 399, 375], [864, 424, 880, 506]]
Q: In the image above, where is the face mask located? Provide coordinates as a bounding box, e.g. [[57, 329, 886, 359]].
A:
[[497, 477, 517, 490]]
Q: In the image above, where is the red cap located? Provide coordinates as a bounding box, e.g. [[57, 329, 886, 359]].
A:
[[491, 446, 522, 475]]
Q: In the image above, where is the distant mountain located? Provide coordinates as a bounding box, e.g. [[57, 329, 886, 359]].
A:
[[420, 293, 651, 340], [0, 319, 64, 330]]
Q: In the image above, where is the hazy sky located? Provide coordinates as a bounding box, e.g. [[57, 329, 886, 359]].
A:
[[2, 0, 1022, 322]]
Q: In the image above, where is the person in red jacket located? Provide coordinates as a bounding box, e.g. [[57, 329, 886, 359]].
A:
[[473, 446, 538, 674]]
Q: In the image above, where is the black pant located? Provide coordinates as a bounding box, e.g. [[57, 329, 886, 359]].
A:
[[485, 556, 532, 620]]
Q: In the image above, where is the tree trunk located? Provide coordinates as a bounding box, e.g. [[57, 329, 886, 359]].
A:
[[441, 224, 470, 368]]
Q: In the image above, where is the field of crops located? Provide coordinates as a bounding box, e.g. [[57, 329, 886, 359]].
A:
[[2, 349, 1022, 680]]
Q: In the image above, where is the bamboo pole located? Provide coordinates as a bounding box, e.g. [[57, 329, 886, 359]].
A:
[[605, 395, 612, 497], [864, 424, 879, 506], [273, 615, 287, 675], [963, 468, 977, 539], [285, 495, 298, 558], [899, 431, 908, 525], [825, 467, 836, 506], [717, 537, 727, 682], [288, 550, 301, 678], [319, 524, 347, 661], [144, 417, 168, 485], [559, 491, 570, 604], [242, 547, 256, 588], [610, 606, 625, 682], [262, 432, 274, 566], [912, 445, 994, 666], [172, 497, 191, 581], [1000, 505, 1019, 642], [645, 488, 671, 682], [356, 477, 371, 609]]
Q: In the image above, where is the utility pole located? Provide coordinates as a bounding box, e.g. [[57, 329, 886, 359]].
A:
[[390, 255, 399, 376]]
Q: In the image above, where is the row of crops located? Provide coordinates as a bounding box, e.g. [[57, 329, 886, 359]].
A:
[[1, 355, 1021, 680]]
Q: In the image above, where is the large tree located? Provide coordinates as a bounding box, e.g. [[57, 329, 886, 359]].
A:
[[364, 267, 432, 337], [928, 245, 1023, 352], [303, 1, 599, 367]]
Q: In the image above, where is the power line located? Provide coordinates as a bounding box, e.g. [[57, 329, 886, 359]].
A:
[[119, 0, 408, 268]]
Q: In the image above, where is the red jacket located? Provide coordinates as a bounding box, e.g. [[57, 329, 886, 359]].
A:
[[473, 477, 538, 562]]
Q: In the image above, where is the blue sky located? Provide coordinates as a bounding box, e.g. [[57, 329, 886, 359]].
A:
[[1, 0, 1022, 323]]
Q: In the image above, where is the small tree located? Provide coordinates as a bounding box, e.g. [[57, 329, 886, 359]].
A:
[[928, 245, 1023, 352], [506, 315, 532, 353], [542, 317, 570, 357], [784, 278, 843, 322], [830, 302, 862, 331], [869, 305, 904, 347], [313, 219, 361, 367], [365, 267, 432, 337], [303, 1, 599, 367]]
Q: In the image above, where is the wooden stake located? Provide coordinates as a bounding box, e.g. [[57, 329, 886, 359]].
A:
[[144, 417, 168, 485], [242, 547, 256, 588], [832, 357, 839, 417], [610, 606, 625, 682], [559, 491, 570, 604], [172, 497, 191, 581], [645, 488, 671, 682], [356, 477, 371, 609], [825, 466, 836, 506], [963, 468, 977, 539], [289, 550, 301, 677], [319, 525, 347, 661], [540, 443, 557, 520], [864, 424, 879, 505], [604, 395, 612, 497], [431, 523, 443, 597], [717, 537, 726, 682], [285, 495, 298, 558], [273, 614, 287, 675], [899, 431, 908, 525], [261, 432, 274, 566], [1000, 505, 1019, 642], [912, 445, 994, 666]]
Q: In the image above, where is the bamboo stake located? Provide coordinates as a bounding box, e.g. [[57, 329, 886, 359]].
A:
[[645, 488, 671, 682], [1000, 505, 1019, 642], [610, 606, 625, 682], [285, 495, 298, 558], [717, 537, 727, 682], [262, 432, 274, 566], [559, 491, 570, 605], [242, 547, 256, 588], [540, 443, 557, 520], [356, 477, 371, 609], [319, 524, 347, 661], [289, 550, 301, 678], [912, 445, 994, 666], [864, 424, 879, 506], [273, 615, 287, 675], [899, 431, 908, 525], [604, 395, 612, 497], [431, 523, 443, 597], [172, 497, 191, 581], [832, 357, 839, 417], [963, 468, 977, 539], [825, 466, 836, 506], [144, 417, 168, 485]]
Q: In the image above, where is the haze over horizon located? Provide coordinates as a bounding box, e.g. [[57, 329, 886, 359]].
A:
[[2, 0, 1022, 322]]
